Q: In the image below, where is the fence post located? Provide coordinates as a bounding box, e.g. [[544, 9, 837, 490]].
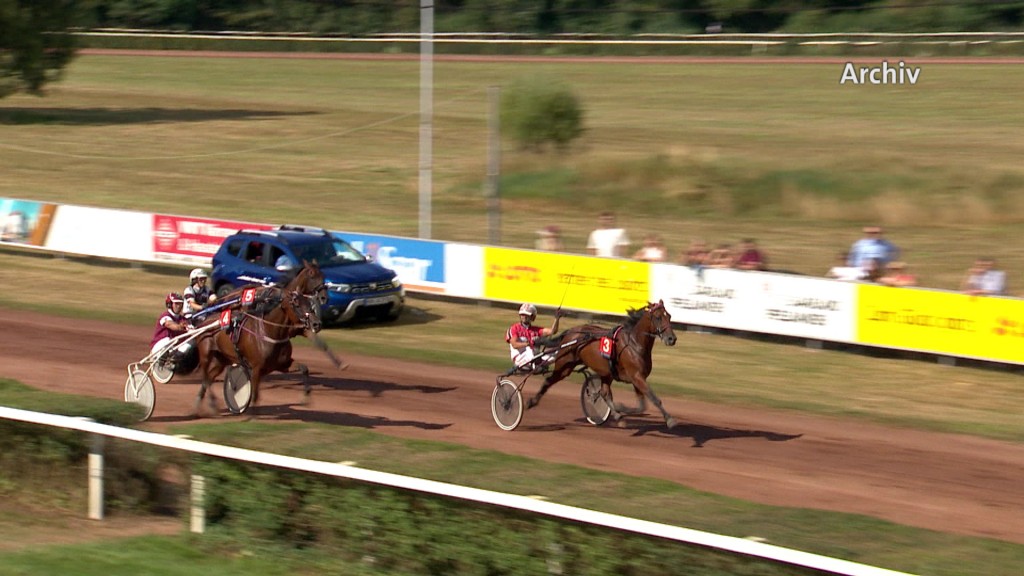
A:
[[190, 474, 206, 533], [88, 433, 104, 520]]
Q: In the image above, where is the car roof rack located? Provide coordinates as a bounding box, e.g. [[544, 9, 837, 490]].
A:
[[237, 229, 281, 238], [277, 224, 331, 237]]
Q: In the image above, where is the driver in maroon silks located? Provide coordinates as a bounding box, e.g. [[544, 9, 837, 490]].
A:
[[150, 292, 194, 366]]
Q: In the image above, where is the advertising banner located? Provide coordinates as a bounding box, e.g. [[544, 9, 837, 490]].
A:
[[0, 198, 57, 247], [336, 232, 445, 293], [653, 266, 750, 330], [741, 273, 856, 341], [857, 285, 1024, 364], [46, 205, 153, 260], [153, 214, 272, 265], [484, 249, 649, 315], [653, 266, 856, 341]]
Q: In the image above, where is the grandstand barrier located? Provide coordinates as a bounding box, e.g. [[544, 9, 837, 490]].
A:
[[3, 196, 1023, 366], [2, 196, 1022, 367]]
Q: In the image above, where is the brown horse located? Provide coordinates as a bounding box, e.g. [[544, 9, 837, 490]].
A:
[[527, 300, 679, 428], [192, 264, 325, 417], [197, 260, 342, 379]]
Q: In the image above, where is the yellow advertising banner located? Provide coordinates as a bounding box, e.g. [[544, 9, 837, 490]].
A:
[[483, 248, 649, 315], [857, 284, 1024, 364]]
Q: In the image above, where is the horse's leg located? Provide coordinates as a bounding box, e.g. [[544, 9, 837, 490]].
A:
[[632, 376, 677, 429], [195, 357, 219, 418], [297, 362, 312, 404], [599, 378, 626, 425], [246, 370, 263, 419], [526, 364, 572, 409]]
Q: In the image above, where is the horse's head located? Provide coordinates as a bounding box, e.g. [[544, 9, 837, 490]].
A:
[[645, 300, 676, 346], [283, 287, 323, 334], [289, 260, 327, 306]]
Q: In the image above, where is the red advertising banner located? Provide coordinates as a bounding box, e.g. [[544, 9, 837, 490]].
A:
[[152, 214, 273, 264]]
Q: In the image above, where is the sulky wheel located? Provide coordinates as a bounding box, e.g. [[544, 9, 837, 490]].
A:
[[491, 379, 524, 431], [580, 371, 611, 426], [150, 354, 174, 384], [223, 364, 253, 415], [124, 369, 156, 422]]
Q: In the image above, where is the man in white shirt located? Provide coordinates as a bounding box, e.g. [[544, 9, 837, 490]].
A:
[[586, 211, 630, 258], [961, 257, 1006, 296]]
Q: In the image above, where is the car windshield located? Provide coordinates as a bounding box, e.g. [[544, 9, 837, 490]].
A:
[[292, 238, 366, 266]]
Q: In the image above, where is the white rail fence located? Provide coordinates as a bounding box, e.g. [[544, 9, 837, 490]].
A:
[[0, 405, 914, 576], [75, 29, 1024, 50]]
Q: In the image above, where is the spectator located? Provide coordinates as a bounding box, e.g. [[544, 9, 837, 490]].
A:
[[275, 253, 296, 270], [961, 257, 1006, 296], [734, 238, 767, 271], [706, 243, 735, 269], [586, 211, 630, 258], [862, 258, 885, 283], [847, 226, 899, 270], [679, 238, 709, 268], [878, 261, 917, 287], [826, 251, 866, 281], [535, 225, 564, 252], [633, 234, 667, 262]]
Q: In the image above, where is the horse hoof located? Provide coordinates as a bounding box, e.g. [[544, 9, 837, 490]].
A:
[[526, 397, 539, 410], [665, 417, 679, 429]]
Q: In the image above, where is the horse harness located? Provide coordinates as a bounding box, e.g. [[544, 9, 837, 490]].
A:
[[220, 288, 311, 368], [572, 304, 668, 381]]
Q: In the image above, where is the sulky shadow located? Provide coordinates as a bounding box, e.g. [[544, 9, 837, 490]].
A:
[[0, 107, 317, 126]]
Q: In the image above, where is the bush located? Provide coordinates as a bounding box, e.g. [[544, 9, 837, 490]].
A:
[[501, 76, 585, 152]]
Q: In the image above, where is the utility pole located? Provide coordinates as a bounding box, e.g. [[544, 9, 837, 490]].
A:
[[485, 86, 501, 245], [418, 0, 434, 239]]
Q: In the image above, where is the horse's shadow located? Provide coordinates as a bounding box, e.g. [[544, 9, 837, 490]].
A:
[[262, 371, 456, 397], [580, 417, 802, 448], [246, 402, 452, 431]]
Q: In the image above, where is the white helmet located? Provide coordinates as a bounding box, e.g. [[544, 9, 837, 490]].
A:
[[189, 268, 208, 282], [518, 303, 538, 319]]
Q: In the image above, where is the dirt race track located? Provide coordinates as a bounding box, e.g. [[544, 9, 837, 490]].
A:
[[2, 308, 1023, 546]]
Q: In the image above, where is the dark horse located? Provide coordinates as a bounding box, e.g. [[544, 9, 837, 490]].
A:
[[527, 300, 679, 429], [192, 263, 325, 417]]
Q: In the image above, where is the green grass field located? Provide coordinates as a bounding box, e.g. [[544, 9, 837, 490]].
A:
[[3, 53, 1024, 574], [3, 55, 1024, 291]]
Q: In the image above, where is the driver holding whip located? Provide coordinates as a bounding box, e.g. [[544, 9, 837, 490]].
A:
[[504, 303, 563, 375]]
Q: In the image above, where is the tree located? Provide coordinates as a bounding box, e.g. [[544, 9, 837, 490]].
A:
[[0, 0, 79, 98], [501, 75, 585, 152]]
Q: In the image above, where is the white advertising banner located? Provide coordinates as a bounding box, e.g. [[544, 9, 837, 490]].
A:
[[652, 265, 856, 342], [652, 266, 750, 330], [46, 205, 154, 261], [444, 243, 484, 299], [742, 272, 857, 342]]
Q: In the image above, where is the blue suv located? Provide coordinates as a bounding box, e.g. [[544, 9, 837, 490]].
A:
[[211, 225, 404, 324]]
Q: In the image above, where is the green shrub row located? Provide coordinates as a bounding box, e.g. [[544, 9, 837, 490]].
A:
[[194, 457, 817, 576]]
